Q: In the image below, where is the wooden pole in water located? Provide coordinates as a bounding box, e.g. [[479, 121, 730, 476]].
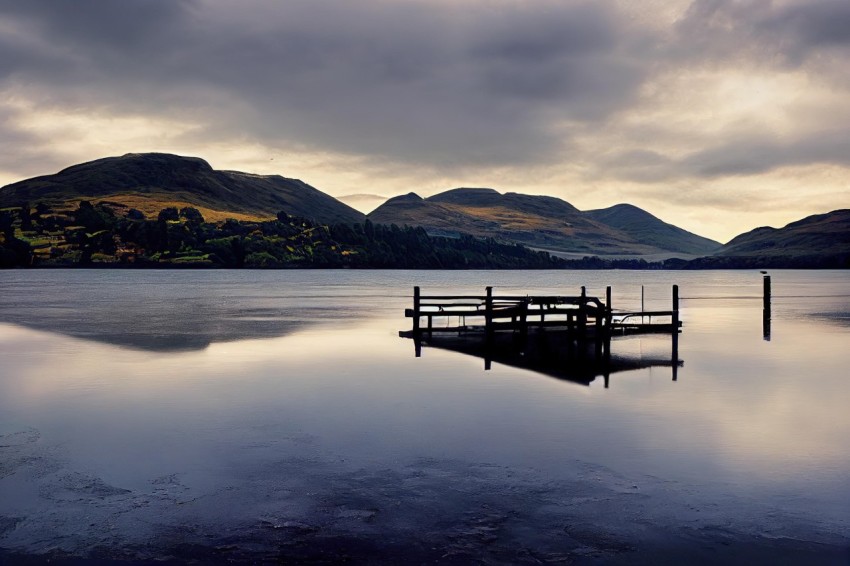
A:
[[579, 286, 588, 339], [484, 286, 494, 369], [673, 284, 679, 317], [672, 284, 679, 381], [763, 275, 771, 310], [595, 315, 603, 359], [413, 286, 421, 335], [485, 286, 494, 341], [605, 286, 613, 359], [763, 275, 771, 341]]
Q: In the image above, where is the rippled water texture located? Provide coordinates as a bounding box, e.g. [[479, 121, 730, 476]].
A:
[[1, 269, 848, 563]]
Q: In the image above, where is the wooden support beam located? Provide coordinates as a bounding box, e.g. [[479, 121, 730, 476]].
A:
[[595, 315, 603, 359], [413, 286, 421, 335], [579, 286, 588, 339], [672, 284, 679, 381], [763, 275, 771, 310], [485, 286, 494, 344], [519, 302, 529, 343], [763, 275, 771, 341]]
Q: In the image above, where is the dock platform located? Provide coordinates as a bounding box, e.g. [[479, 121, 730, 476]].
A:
[[400, 285, 683, 385]]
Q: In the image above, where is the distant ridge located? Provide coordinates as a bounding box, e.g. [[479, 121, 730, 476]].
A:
[[718, 209, 850, 258], [586, 203, 720, 256], [0, 153, 365, 225], [369, 188, 721, 257]]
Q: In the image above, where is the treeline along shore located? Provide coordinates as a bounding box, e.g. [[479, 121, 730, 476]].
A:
[[0, 201, 847, 269]]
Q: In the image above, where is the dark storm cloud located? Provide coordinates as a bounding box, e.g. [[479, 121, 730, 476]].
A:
[[763, 1, 850, 53], [0, 0, 645, 168], [674, 0, 850, 67], [0, 0, 192, 48], [2, 0, 850, 184]]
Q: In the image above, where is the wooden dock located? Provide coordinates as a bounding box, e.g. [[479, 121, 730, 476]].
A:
[[400, 285, 683, 384]]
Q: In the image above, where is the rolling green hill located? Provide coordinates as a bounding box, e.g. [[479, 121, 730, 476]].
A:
[[369, 188, 720, 257], [586, 203, 721, 256], [718, 209, 850, 258], [0, 153, 365, 225]]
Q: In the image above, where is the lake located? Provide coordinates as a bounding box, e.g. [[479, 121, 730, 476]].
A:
[[1, 269, 849, 564]]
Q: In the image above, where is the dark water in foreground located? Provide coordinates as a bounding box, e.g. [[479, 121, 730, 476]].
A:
[[0, 269, 849, 564]]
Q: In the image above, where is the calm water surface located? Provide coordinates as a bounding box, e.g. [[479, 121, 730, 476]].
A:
[[1, 269, 848, 561]]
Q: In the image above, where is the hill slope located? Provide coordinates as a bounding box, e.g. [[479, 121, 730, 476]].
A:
[[369, 188, 720, 256], [586, 203, 721, 256], [718, 209, 850, 257], [0, 153, 365, 225]]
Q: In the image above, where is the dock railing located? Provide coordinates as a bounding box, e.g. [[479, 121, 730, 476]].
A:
[[403, 284, 683, 382], [405, 285, 617, 336]]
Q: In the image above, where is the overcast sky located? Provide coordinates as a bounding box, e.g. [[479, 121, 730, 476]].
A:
[[2, 0, 849, 242]]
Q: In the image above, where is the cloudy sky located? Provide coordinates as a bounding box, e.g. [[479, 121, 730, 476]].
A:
[[1, 0, 849, 242]]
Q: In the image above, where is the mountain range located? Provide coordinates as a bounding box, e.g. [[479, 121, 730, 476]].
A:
[[368, 189, 720, 256], [2, 152, 847, 264]]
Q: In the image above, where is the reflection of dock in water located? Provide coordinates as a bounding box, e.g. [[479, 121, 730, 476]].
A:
[[400, 285, 683, 386]]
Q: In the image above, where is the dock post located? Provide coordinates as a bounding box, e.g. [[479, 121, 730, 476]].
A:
[[413, 286, 421, 335], [485, 286, 494, 343], [484, 286, 494, 370], [605, 286, 613, 356], [673, 284, 679, 321], [763, 275, 771, 341], [518, 301, 529, 346], [763, 275, 771, 309], [595, 315, 603, 359], [579, 286, 588, 339], [672, 284, 679, 381]]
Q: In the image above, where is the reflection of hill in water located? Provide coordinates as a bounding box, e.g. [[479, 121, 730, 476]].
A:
[[410, 331, 681, 387], [0, 301, 336, 352]]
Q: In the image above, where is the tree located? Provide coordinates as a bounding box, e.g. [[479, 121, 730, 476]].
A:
[[19, 202, 32, 231], [179, 207, 205, 224], [73, 201, 114, 231], [158, 207, 180, 222]]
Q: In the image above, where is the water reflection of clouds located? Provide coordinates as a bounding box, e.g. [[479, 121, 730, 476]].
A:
[[616, 312, 850, 484], [2, 311, 849, 523], [2, 270, 850, 524]]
